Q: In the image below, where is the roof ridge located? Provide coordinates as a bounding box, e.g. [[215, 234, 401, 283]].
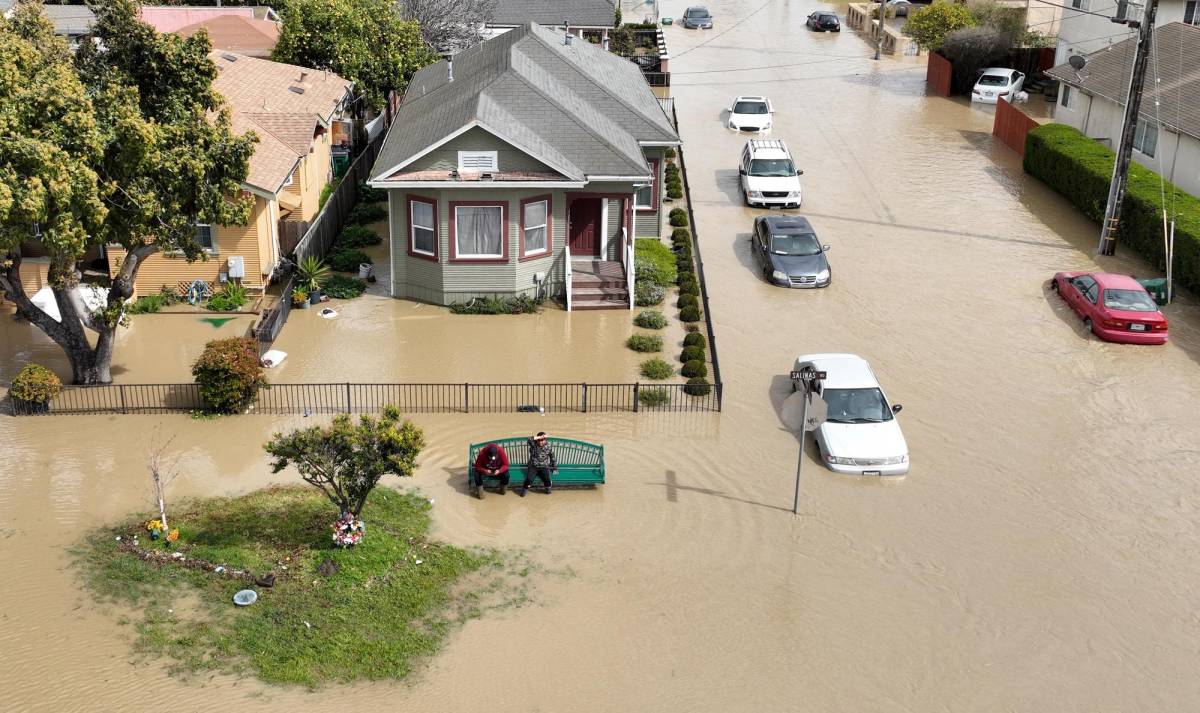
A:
[[241, 114, 307, 156]]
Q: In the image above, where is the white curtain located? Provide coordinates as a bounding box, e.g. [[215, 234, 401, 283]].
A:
[[456, 206, 502, 256], [524, 200, 547, 253]]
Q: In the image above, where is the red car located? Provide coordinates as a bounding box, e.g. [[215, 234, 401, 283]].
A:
[[1051, 271, 1168, 345]]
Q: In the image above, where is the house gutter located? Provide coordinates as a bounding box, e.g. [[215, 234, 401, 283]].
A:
[[367, 180, 587, 189]]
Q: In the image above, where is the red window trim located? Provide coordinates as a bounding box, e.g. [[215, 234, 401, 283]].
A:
[[406, 194, 438, 262], [636, 158, 659, 212], [449, 200, 509, 263], [518, 194, 553, 262]]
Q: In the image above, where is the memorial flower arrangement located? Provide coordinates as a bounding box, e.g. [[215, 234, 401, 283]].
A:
[[145, 519, 167, 539], [332, 514, 364, 548]]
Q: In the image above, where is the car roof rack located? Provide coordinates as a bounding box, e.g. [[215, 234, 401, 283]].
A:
[[747, 138, 788, 152]]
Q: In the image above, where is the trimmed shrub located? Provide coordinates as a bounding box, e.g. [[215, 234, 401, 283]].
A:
[[668, 208, 688, 227], [671, 227, 691, 244], [639, 358, 673, 380], [677, 271, 697, 288], [676, 261, 694, 276], [679, 281, 700, 297], [635, 281, 666, 306], [637, 386, 671, 407], [206, 283, 248, 312], [11, 363, 61, 403], [680, 346, 705, 363], [664, 147, 677, 159], [680, 305, 702, 322], [191, 337, 268, 414], [634, 310, 668, 329], [681, 360, 708, 379], [348, 202, 388, 225], [323, 274, 368, 299], [1025, 123, 1200, 293], [335, 224, 382, 248], [684, 377, 712, 396], [667, 186, 684, 200], [665, 174, 682, 188], [683, 331, 707, 349], [677, 293, 698, 310], [635, 238, 678, 286], [355, 181, 386, 204], [330, 248, 371, 273], [448, 295, 543, 314], [626, 333, 663, 352]]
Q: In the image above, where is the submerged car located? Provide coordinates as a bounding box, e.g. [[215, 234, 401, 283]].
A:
[[806, 11, 841, 31], [728, 96, 774, 132], [1051, 271, 1169, 344], [793, 354, 909, 476], [682, 6, 713, 28], [971, 67, 1025, 104], [740, 139, 803, 208], [751, 215, 830, 288]]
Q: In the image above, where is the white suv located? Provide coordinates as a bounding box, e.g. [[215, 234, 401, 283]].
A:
[[739, 139, 803, 208]]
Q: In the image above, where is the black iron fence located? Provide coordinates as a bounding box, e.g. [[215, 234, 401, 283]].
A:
[[9, 382, 721, 416], [254, 274, 295, 357]]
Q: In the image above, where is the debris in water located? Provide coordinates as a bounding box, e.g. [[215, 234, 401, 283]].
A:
[[319, 307, 338, 319], [260, 349, 287, 368]]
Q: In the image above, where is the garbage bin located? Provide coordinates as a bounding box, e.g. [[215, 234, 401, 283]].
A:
[[1136, 277, 1169, 306], [332, 154, 351, 178]]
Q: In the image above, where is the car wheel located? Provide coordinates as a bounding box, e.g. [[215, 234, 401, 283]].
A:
[[1083, 317, 1093, 334], [1049, 279, 1058, 293]]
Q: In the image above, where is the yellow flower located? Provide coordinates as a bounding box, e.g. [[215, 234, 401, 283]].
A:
[[146, 519, 164, 532]]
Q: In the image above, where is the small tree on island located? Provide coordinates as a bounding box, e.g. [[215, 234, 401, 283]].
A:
[[264, 406, 426, 528]]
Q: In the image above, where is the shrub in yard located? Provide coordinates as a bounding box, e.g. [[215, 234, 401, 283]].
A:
[[206, 283, 248, 312], [680, 282, 700, 298], [356, 181, 386, 204], [683, 331, 706, 349], [626, 333, 663, 353], [668, 208, 688, 227], [348, 202, 388, 225], [126, 287, 179, 314], [10, 363, 61, 403], [677, 293, 698, 310], [667, 185, 684, 200], [635, 281, 666, 307], [637, 386, 671, 407], [681, 360, 708, 379], [639, 358, 673, 380], [318, 178, 340, 210], [676, 257, 693, 274], [684, 377, 712, 396], [634, 238, 678, 286], [680, 305, 702, 323], [684, 323, 700, 333], [192, 337, 268, 414], [335, 224, 382, 249], [330, 248, 371, 273], [680, 346, 705, 363], [665, 147, 677, 159], [634, 310, 668, 329], [671, 227, 691, 244], [323, 274, 368, 299], [449, 295, 543, 314]]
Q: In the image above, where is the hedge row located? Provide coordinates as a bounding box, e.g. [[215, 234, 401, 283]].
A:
[[1024, 123, 1200, 293]]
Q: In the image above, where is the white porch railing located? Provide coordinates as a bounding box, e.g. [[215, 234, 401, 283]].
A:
[[622, 228, 634, 310], [564, 243, 573, 312]]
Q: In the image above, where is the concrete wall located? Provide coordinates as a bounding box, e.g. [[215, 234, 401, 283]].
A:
[[1054, 0, 1188, 62]]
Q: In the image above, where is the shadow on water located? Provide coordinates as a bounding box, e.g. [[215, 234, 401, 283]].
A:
[[645, 469, 791, 513], [711, 168, 744, 204], [730, 231, 760, 276]]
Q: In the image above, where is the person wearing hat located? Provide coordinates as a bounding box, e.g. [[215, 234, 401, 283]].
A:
[[471, 442, 510, 499], [519, 431, 557, 496]]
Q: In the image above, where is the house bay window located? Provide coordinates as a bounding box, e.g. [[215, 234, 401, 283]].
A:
[[520, 196, 550, 259], [634, 158, 660, 211], [451, 202, 507, 261], [408, 196, 438, 259]]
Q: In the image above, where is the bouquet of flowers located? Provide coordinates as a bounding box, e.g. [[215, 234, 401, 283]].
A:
[[145, 519, 167, 540], [332, 514, 364, 548]]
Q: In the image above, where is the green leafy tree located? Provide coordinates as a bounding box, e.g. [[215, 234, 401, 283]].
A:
[[273, 0, 437, 112], [0, 0, 255, 384], [264, 406, 426, 521], [903, 1, 977, 52]]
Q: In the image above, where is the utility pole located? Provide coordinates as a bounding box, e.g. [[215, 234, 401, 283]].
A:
[[1097, 0, 1159, 255], [874, 2, 886, 60]]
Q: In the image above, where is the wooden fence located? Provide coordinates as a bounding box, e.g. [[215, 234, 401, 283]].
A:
[[926, 51, 952, 97], [293, 135, 383, 264], [992, 97, 1039, 156]]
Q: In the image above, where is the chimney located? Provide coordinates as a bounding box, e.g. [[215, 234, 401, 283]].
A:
[[564, 22, 573, 45], [447, 57, 454, 82]]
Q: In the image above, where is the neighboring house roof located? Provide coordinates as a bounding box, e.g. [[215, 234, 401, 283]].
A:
[[212, 52, 353, 194], [175, 15, 280, 58], [372, 23, 678, 184], [1046, 22, 1200, 141], [489, 0, 616, 27], [139, 5, 277, 34], [38, 4, 96, 37]]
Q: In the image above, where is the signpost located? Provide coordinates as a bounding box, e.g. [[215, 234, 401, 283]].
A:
[[786, 368, 827, 516]]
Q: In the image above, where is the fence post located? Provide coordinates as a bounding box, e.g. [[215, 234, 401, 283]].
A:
[[582, 383, 588, 413], [717, 382, 723, 412], [345, 382, 351, 413], [464, 382, 469, 414], [633, 382, 639, 412], [119, 384, 128, 414]]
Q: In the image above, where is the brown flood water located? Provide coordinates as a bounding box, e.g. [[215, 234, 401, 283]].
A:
[[5, 1, 1200, 710]]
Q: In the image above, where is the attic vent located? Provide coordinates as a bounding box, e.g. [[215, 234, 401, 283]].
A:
[[221, 53, 238, 62], [289, 86, 306, 94], [458, 150, 498, 171]]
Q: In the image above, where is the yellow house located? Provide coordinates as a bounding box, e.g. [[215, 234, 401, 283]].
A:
[[109, 51, 353, 296]]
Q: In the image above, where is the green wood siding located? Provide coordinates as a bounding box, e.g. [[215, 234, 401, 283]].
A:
[[408, 127, 558, 175]]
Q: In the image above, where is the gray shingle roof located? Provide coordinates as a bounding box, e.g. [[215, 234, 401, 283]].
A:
[[37, 4, 96, 37], [490, 0, 615, 27], [372, 22, 678, 183], [1046, 22, 1200, 141]]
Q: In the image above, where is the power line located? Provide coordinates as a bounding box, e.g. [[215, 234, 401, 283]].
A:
[[1026, 0, 1119, 20], [672, 0, 780, 59]]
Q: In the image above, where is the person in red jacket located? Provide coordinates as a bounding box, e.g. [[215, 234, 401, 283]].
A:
[[471, 442, 510, 499]]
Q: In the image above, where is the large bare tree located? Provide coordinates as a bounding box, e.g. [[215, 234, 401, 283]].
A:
[[398, 0, 497, 55]]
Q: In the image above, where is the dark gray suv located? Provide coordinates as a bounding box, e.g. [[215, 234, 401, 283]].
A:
[[682, 6, 714, 28], [751, 216, 831, 288]]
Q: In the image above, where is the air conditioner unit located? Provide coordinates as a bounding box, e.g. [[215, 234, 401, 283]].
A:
[[227, 255, 245, 279]]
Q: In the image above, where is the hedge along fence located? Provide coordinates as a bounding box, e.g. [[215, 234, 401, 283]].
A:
[[1024, 123, 1200, 294]]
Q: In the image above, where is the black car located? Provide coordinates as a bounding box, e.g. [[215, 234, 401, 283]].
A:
[[751, 216, 831, 288], [806, 11, 841, 31]]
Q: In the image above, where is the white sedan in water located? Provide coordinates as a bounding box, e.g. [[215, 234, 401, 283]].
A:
[[971, 67, 1025, 104], [793, 353, 909, 476]]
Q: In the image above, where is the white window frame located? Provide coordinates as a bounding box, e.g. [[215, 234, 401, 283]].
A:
[[522, 199, 549, 257], [454, 205, 504, 259], [1070, 0, 1088, 10], [196, 223, 217, 253], [457, 150, 498, 172], [1133, 119, 1158, 158], [410, 199, 436, 257]]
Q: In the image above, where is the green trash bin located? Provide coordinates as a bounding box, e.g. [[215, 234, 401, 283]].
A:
[[1136, 277, 1169, 306], [332, 153, 351, 179]]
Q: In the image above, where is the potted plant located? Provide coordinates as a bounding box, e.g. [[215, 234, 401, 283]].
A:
[[297, 256, 330, 305], [292, 287, 310, 309], [10, 363, 61, 414]]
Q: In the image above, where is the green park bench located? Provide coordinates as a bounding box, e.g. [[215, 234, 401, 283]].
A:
[[468, 437, 605, 488]]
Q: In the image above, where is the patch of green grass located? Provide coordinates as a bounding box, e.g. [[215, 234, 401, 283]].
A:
[[73, 486, 521, 688], [634, 238, 677, 287]]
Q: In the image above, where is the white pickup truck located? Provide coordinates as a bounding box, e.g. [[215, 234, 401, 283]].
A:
[[739, 139, 803, 209]]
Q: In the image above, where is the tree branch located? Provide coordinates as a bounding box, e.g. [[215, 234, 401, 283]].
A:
[[1, 252, 72, 346]]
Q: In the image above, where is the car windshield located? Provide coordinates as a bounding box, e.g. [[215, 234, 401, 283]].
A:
[[770, 233, 821, 256], [1103, 288, 1158, 312], [686, 8, 709, 18], [977, 75, 1009, 87], [816, 12, 837, 19], [749, 158, 795, 177], [823, 387, 893, 423], [734, 101, 768, 114]]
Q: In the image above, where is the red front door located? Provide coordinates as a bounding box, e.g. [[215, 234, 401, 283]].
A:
[[569, 198, 601, 256]]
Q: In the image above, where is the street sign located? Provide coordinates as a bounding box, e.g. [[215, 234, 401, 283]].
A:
[[781, 391, 827, 432], [790, 369, 827, 381], [802, 394, 827, 432]]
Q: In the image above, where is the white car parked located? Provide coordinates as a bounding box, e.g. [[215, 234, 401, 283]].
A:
[[971, 67, 1025, 104], [727, 95, 774, 132], [793, 353, 909, 476]]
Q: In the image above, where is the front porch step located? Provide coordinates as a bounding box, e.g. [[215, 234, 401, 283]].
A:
[[572, 299, 631, 310], [573, 286, 629, 301]]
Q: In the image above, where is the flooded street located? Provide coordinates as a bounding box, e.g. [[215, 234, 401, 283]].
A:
[[5, 1, 1200, 710]]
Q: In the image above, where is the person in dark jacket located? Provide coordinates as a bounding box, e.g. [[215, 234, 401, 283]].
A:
[[519, 432, 557, 497], [472, 442, 510, 498]]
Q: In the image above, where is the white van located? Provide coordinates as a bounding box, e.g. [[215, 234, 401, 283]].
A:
[[739, 139, 803, 208]]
